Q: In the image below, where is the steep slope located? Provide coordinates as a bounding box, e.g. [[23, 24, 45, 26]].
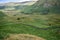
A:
[[22, 0, 60, 14]]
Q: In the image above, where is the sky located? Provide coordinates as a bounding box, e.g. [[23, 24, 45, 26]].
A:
[[0, 0, 31, 3]]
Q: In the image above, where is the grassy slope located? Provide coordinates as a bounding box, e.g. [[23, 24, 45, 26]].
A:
[[22, 0, 60, 14], [0, 7, 60, 40], [0, 13, 60, 40], [0, 22, 60, 40], [5, 14, 49, 28]]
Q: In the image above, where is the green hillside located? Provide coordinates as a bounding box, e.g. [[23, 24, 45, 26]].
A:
[[0, 11, 60, 40], [22, 0, 60, 14], [0, 0, 60, 40], [0, 5, 30, 11], [0, 22, 60, 40]]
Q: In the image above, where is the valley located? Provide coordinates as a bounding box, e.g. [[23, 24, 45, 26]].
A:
[[0, 0, 60, 40]]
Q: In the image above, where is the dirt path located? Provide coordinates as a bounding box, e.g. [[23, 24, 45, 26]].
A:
[[4, 34, 45, 40]]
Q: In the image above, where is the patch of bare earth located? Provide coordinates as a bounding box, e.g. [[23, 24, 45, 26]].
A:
[[4, 34, 45, 40]]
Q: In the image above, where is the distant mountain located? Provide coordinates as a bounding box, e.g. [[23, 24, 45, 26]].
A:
[[22, 0, 60, 14], [0, 1, 36, 6], [0, 1, 37, 10], [0, 6, 5, 9]]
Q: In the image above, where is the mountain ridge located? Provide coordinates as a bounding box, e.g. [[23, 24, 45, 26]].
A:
[[0, 1, 37, 6], [22, 0, 60, 14]]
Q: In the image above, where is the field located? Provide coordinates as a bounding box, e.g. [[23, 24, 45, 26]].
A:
[[0, 21, 60, 40], [0, 11, 60, 40], [0, 0, 60, 40]]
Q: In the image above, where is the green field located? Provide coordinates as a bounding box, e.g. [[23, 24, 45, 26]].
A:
[[0, 11, 60, 40], [0, 22, 60, 40], [0, 0, 60, 40]]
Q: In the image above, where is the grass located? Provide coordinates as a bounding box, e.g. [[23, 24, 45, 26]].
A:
[[5, 14, 49, 28], [0, 13, 60, 40], [0, 22, 60, 40]]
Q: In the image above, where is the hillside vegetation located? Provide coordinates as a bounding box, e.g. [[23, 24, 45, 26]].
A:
[[0, 0, 60, 40], [22, 0, 60, 14]]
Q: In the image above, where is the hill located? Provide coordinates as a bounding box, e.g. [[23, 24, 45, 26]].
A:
[[22, 0, 60, 14], [0, 0, 60, 40], [0, 1, 36, 11]]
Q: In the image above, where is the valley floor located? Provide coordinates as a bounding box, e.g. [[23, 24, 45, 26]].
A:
[[0, 13, 60, 40]]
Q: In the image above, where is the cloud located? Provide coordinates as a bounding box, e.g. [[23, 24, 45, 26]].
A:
[[20, 0, 31, 1], [0, 0, 31, 3]]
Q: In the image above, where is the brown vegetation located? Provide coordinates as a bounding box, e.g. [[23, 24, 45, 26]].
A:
[[4, 34, 45, 40]]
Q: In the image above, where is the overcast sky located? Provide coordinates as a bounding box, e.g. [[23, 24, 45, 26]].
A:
[[0, 0, 31, 3]]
